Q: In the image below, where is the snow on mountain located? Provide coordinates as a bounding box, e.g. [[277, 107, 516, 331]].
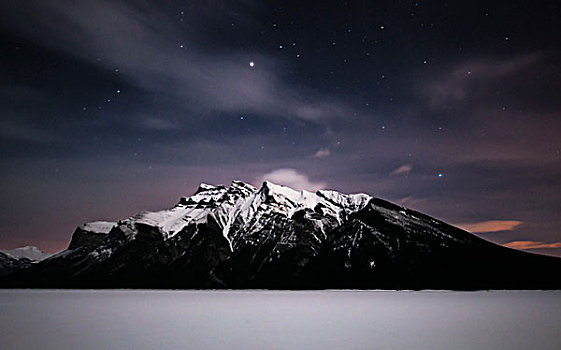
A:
[[0, 246, 51, 277], [67, 221, 117, 250], [81, 221, 116, 234], [1, 246, 53, 262], [116, 180, 371, 247], [4, 180, 560, 289]]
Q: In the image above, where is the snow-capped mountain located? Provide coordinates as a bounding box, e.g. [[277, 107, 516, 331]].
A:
[[3, 181, 560, 289], [1, 246, 53, 262], [0, 246, 54, 276]]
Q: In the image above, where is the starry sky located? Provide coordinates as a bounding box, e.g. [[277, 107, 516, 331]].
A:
[[1, 0, 561, 256]]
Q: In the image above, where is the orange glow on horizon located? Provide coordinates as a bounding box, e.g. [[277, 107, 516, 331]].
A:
[[456, 220, 523, 233], [504, 240, 561, 250]]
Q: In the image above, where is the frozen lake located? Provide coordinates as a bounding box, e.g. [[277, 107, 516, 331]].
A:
[[1, 290, 560, 349]]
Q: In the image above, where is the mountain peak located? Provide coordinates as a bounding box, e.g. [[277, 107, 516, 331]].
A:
[[230, 180, 255, 188], [259, 180, 307, 198], [194, 183, 225, 194]]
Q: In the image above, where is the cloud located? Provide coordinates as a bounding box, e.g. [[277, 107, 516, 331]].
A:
[[390, 164, 412, 176], [503, 240, 561, 250], [455, 220, 523, 233], [139, 117, 177, 131], [255, 168, 327, 191], [422, 53, 543, 108], [313, 148, 331, 158], [294, 103, 345, 121], [395, 196, 422, 208], [2, 0, 346, 123], [0, 120, 59, 143]]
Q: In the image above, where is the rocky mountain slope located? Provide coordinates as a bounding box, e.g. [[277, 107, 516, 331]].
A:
[[0, 246, 53, 276], [0, 252, 34, 277], [3, 181, 560, 289]]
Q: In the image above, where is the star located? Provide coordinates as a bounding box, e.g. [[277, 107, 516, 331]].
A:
[[249, 61, 255, 67]]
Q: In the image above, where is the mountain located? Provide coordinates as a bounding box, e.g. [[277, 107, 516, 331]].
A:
[[0, 246, 54, 276], [1, 246, 53, 262], [3, 181, 560, 289], [0, 252, 34, 277]]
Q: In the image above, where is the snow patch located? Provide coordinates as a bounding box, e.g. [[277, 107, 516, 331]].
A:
[[82, 221, 116, 234]]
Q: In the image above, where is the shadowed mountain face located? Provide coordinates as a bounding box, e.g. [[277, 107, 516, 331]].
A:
[[0, 246, 52, 277], [3, 181, 560, 289], [0, 252, 35, 277]]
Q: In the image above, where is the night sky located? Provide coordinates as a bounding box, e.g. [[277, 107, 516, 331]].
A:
[[1, 1, 561, 256]]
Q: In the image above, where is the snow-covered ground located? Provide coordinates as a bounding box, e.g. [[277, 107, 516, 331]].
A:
[[0, 290, 559, 350]]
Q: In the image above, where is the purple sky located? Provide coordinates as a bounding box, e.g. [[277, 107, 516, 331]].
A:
[[1, 0, 561, 256]]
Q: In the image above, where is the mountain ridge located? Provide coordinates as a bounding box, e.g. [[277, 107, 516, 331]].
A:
[[2, 180, 560, 289]]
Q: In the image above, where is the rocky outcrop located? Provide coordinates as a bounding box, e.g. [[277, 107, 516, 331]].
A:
[[0, 252, 34, 276], [68, 221, 115, 250]]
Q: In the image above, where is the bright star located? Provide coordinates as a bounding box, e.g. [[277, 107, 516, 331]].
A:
[[249, 61, 255, 67]]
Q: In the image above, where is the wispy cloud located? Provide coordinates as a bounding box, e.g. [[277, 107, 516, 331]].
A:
[[0, 120, 60, 143], [4, 0, 346, 123], [138, 117, 177, 131], [503, 240, 561, 250], [421, 53, 543, 108], [313, 148, 331, 158], [390, 164, 413, 176], [455, 220, 522, 233], [395, 196, 422, 208], [255, 168, 327, 191]]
